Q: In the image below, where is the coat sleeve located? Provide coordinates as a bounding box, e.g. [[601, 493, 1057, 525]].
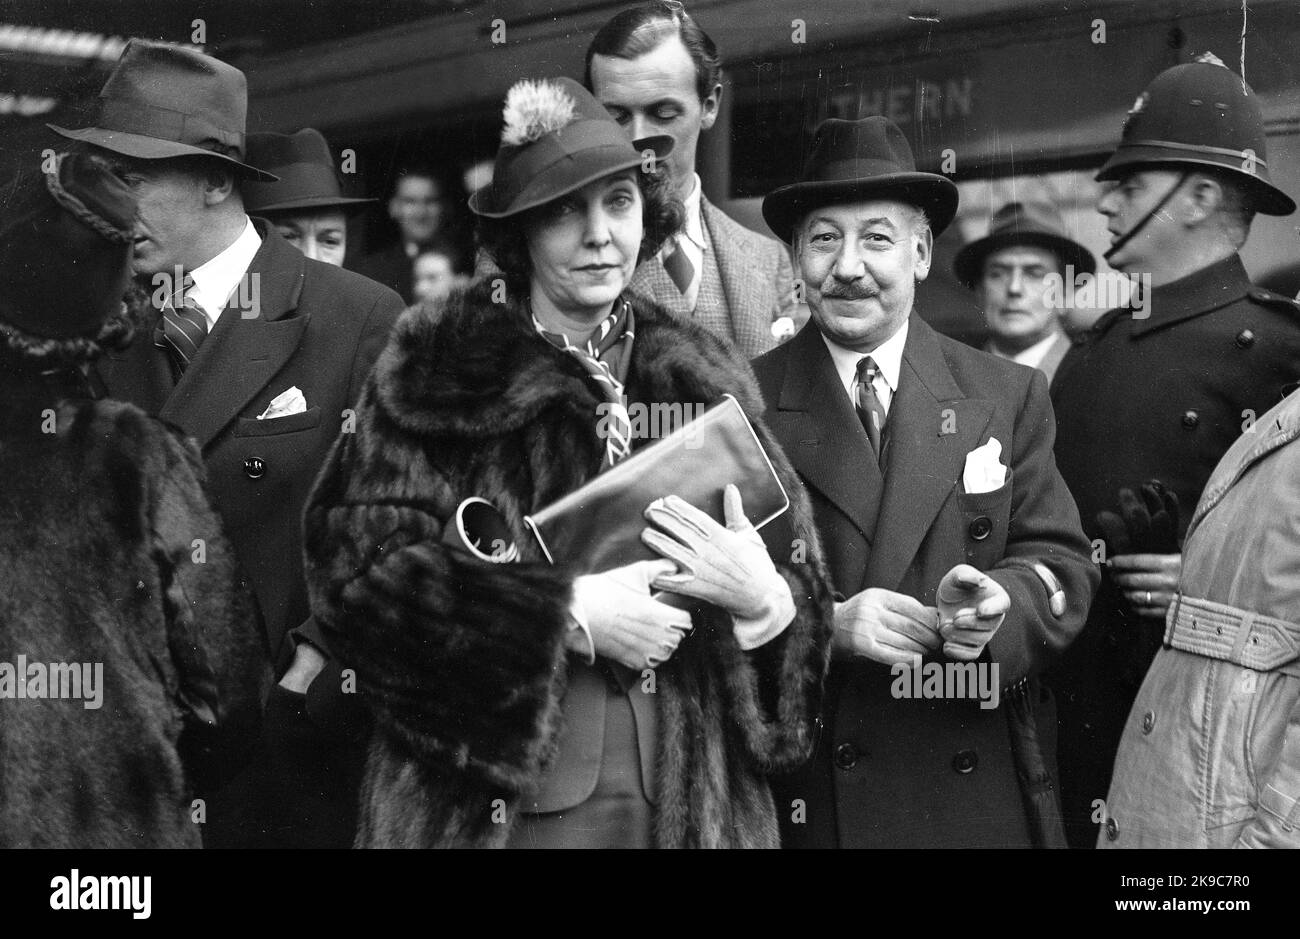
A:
[[289, 284, 406, 662], [302, 387, 575, 800], [774, 240, 797, 320], [985, 368, 1100, 684], [151, 429, 271, 793]]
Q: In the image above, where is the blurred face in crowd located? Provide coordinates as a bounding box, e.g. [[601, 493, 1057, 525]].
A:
[[412, 250, 456, 304], [589, 36, 719, 200], [388, 174, 444, 246], [1096, 167, 1187, 276], [269, 209, 347, 267], [101, 152, 232, 277], [976, 245, 1064, 352], [526, 171, 643, 328], [795, 199, 932, 352]]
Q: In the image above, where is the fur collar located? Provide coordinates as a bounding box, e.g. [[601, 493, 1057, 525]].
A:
[[372, 279, 761, 440]]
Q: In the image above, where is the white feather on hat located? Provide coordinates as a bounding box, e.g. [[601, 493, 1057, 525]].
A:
[[500, 79, 577, 148]]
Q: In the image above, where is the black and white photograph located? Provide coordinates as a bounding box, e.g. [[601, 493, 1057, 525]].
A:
[[1, 0, 1296, 919]]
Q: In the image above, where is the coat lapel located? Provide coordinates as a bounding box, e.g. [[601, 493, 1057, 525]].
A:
[[97, 302, 174, 414], [701, 196, 751, 330], [865, 316, 994, 591], [769, 324, 883, 541], [1039, 331, 1072, 383], [1186, 391, 1300, 540], [159, 227, 310, 449]]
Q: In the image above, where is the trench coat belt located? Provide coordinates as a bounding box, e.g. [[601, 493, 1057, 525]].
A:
[[1165, 594, 1300, 677]]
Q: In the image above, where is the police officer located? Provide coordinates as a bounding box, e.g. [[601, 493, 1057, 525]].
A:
[[1049, 53, 1300, 848]]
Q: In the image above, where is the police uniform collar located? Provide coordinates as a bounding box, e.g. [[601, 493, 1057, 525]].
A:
[[1127, 253, 1251, 338]]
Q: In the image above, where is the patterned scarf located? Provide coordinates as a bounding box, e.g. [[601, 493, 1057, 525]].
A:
[[533, 297, 635, 470]]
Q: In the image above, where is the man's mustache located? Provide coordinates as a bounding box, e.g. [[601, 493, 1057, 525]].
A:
[[819, 279, 878, 301]]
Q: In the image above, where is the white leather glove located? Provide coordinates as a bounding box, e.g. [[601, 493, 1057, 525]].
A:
[[570, 559, 695, 670], [641, 484, 795, 650], [935, 564, 1011, 661], [833, 589, 942, 665]]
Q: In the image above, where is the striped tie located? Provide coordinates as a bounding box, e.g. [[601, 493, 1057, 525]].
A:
[[855, 355, 888, 462], [663, 236, 695, 298], [154, 283, 208, 374]]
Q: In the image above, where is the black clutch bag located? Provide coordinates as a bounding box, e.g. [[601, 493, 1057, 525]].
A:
[[524, 394, 789, 574]]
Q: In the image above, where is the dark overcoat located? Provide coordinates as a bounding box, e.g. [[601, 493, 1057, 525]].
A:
[[754, 315, 1098, 848], [93, 222, 403, 847]]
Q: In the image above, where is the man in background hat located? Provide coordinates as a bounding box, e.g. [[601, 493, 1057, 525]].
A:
[[586, 1, 798, 357], [753, 115, 1097, 848], [955, 200, 1096, 384], [351, 165, 466, 304], [243, 128, 375, 268], [52, 39, 405, 848], [1048, 54, 1300, 848]]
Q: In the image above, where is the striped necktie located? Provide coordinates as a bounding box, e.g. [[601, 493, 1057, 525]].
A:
[[154, 283, 209, 374], [855, 355, 888, 462], [663, 235, 695, 298]]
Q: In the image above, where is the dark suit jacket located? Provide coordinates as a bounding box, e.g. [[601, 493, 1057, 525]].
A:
[[754, 316, 1097, 848], [96, 222, 404, 671], [627, 195, 794, 359]]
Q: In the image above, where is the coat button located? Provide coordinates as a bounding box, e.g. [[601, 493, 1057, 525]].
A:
[[952, 749, 979, 774], [834, 743, 859, 771], [1235, 329, 1256, 348], [243, 456, 266, 479], [1105, 817, 1120, 841], [968, 516, 992, 540], [1182, 410, 1199, 429], [1142, 710, 1156, 734]]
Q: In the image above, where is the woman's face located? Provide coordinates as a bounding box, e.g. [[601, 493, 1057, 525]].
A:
[[526, 171, 642, 323], [270, 209, 348, 267]]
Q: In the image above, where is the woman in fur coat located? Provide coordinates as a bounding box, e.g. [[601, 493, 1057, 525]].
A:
[[0, 152, 269, 847], [304, 77, 833, 848]]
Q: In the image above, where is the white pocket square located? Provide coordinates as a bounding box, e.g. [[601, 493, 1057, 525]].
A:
[[962, 437, 1008, 494], [257, 386, 306, 420]]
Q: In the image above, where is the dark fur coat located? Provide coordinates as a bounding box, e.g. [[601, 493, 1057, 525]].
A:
[[304, 281, 834, 848], [0, 364, 269, 847]]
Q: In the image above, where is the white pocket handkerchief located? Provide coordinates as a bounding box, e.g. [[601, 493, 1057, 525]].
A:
[[257, 386, 306, 420], [962, 437, 1008, 494]]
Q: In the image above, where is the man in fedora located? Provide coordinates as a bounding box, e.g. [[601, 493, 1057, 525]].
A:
[[1048, 54, 1300, 848], [243, 128, 376, 268], [752, 115, 1097, 848], [586, 1, 797, 357], [52, 39, 405, 848], [954, 201, 1096, 384]]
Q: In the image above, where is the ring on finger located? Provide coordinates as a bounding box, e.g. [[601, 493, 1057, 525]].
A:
[[1145, 590, 1152, 604]]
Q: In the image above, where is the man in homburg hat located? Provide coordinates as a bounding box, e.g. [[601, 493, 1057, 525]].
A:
[[753, 115, 1097, 848], [52, 39, 405, 848], [1048, 54, 1300, 848], [954, 200, 1096, 383]]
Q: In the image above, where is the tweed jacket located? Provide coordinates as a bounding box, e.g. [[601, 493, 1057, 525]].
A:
[[628, 194, 794, 359]]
